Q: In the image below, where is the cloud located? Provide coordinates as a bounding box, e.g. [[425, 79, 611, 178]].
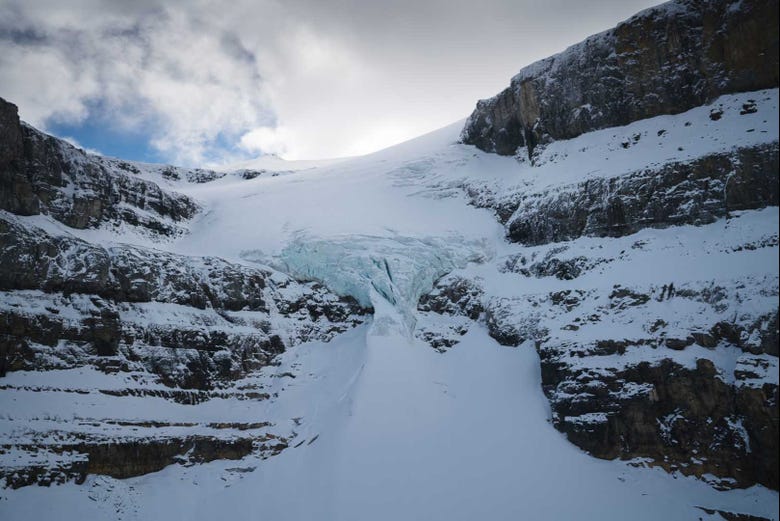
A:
[[0, 0, 659, 165], [60, 135, 102, 156], [0, 0, 275, 165], [239, 126, 291, 157]]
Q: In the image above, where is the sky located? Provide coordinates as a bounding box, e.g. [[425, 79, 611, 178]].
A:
[[0, 0, 659, 166]]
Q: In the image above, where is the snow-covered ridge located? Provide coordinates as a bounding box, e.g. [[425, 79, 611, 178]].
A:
[[219, 153, 348, 174]]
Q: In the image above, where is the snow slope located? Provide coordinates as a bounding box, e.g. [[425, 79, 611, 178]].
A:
[[3, 326, 777, 521]]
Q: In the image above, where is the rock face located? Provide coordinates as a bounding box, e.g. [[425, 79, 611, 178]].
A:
[[0, 97, 198, 235], [422, 243, 779, 489], [3, 436, 262, 489], [0, 99, 23, 171], [548, 356, 779, 490], [434, 14, 779, 488], [506, 144, 778, 245], [0, 214, 368, 387], [0, 97, 371, 487], [461, 0, 779, 158]]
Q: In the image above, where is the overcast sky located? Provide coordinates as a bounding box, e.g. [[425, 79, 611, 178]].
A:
[[0, 0, 658, 166]]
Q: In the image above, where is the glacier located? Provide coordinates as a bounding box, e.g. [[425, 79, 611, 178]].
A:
[[275, 234, 491, 336]]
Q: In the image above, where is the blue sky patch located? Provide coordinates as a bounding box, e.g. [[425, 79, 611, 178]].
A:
[[48, 118, 166, 164]]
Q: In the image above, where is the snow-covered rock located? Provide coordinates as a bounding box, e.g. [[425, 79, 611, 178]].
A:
[[461, 0, 779, 158], [425, 209, 778, 488], [0, 213, 367, 386]]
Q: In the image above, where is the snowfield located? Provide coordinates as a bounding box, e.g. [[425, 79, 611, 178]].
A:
[[3, 326, 778, 520], [1, 88, 778, 520]]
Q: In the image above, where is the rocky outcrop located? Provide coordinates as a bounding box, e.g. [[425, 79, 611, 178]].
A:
[[0, 99, 34, 216], [414, 275, 484, 352], [0, 97, 198, 236], [509, 279, 778, 490], [0, 99, 24, 173], [0, 430, 292, 489], [418, 275, 484, 321], [95, 155, 228, 184], [505, 143, 778, 245], [543, 351, 778, 490], [461, 0, 779, 158], [0, 214, 368, 387], [420, 236, 779, 489]]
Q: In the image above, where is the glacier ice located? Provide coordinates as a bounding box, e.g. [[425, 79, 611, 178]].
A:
[[276, 234, 491, 336]]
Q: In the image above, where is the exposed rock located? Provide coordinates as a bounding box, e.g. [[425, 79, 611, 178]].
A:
[[82, 436, 256, 479], [520, 283, 777, 489], [547, 358, 778, 490], [507, 256, 586, 280], [422, 265, 779, 490], [0, 99, 23, 172], [483, 293, 548, 348], [97, 156, 227, 184], [417, 275, 484, 320], [500, 246, 617, 281], [696, 507, 772, 521], [505, 144, 778, 245], [461, 0, 779, 158], [0, 98, 36, 215], [0, 97, 199, 236], [0, 434, 281, 488], [0, 215, 368, 389], [414, 275, 483, 351]]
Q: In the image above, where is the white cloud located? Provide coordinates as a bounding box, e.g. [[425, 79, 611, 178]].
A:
[[0, 0, 275, 165], [60, 136, 102, 156], [239, 126, 291, 157], [0, 0, 659, 165], [0, 44, 100, 126]]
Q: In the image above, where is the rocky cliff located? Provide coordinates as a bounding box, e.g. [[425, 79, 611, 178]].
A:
[[437, 0, 780, 492], [0, 100, 202, 237], [0, 97, 369, 487], [0, 97, 368, 386], [461, 0, 779, 159]]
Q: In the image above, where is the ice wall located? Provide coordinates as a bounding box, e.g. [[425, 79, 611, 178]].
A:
[[277, 234, 489, 336]]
